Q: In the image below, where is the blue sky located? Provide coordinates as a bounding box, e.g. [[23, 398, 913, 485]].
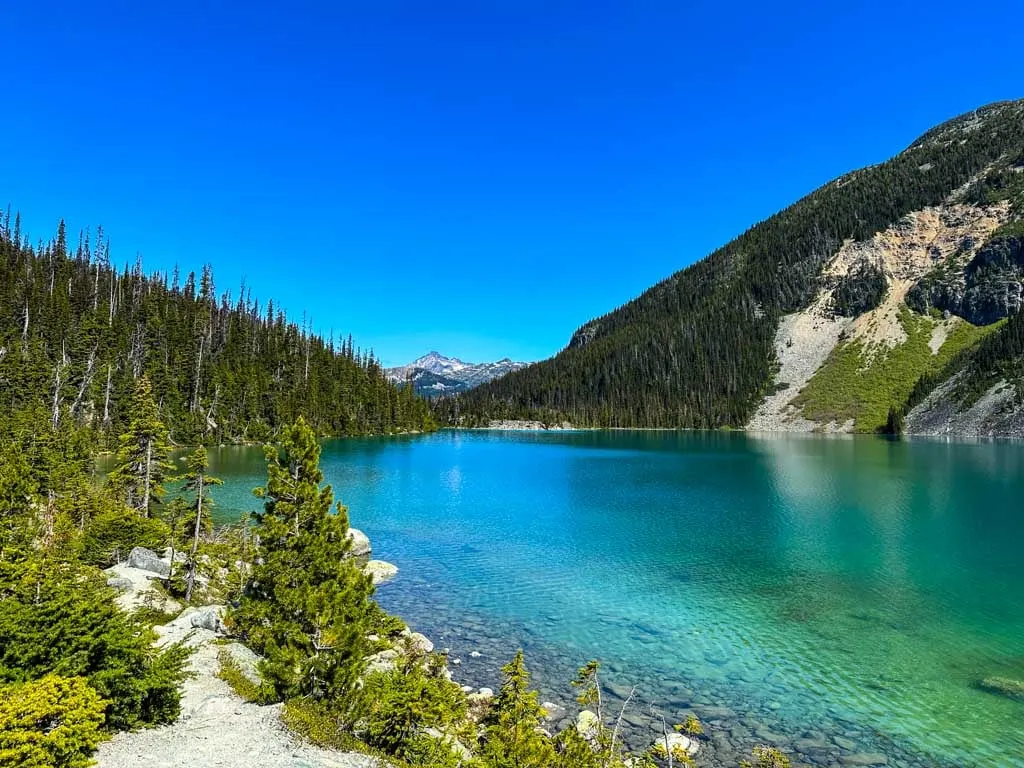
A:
[[2, 1, 1022, 366]]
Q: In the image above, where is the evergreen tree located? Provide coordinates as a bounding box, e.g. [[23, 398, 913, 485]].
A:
[[107, 377, 172, 516], [478, 651, 555, 768], [179, 446, 222, 601], [231, 417, 374, 707]]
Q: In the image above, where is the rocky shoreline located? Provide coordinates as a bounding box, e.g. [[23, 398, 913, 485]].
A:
[[100, 530, 955, 768]]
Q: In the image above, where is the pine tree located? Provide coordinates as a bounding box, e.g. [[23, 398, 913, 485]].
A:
[[478, 651, 555, 768], [107, 377, 172, 516], [231, 417, 374, 707]]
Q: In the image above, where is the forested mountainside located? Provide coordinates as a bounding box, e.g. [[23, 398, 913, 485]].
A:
[[442, 100, 1024, 431], [0, 216, 434, 445]]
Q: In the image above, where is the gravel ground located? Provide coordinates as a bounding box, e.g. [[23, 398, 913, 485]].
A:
[[96, 611, 384, 768]]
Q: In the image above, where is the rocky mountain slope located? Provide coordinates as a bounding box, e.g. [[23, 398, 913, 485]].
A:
[[448, 100, 1024, 436], [386, 352, 528, 395]]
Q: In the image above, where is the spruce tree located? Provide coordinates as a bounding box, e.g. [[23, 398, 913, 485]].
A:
[[107, 377, 172, 516], [231, 417, 374, 707], [478, 651, 555, 768]]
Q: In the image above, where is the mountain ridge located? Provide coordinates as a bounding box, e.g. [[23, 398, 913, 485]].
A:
[[441, 99, 1024, 436], [386, 352, 529, 395]]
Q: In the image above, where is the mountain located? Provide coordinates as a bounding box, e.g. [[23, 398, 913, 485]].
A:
[[442, 100, 1024, 437], [0, 217, 435, 443], [386, 352, 529, 395]]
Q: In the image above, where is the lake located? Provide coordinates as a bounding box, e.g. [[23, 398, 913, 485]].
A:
[[199, 430, 1024, 767]]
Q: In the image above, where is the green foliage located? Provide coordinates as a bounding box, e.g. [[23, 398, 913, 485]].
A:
[[0, 675, 106, 768], [107, 377, 173, 514], [79, 504, 170, 567], [443, 100, 1024, 428], [216, 648, 264, 703], [954, 306, 1024, 405], [740, 745, 792, 768], [832, 261, 888, 317], [361, 654, 468, 766], [477, 650, 555, 768], [0, 216, 435, 444], [678, 714, 703, 736], [230, 418, 374, 708], [0, 560, 190, 731], [794, 308, 998, 432]]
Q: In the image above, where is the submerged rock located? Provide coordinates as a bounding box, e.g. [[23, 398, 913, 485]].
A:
[[363, 560, 398, 585], [979, 676, 1024, 700]]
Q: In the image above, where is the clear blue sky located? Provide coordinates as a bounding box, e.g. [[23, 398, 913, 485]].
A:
[[2, 1, 1022, 366]]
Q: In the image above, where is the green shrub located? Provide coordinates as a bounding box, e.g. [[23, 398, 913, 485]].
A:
[[0, 675, 106, 768], [0, 561, 189, 731], [361, 654, 468, 765], [79, 504, 170, 567], [216, 648, 264, 703]]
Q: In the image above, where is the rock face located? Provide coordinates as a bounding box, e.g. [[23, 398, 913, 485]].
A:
[[127, 546, 171, 577], [907, 232, 1024, 325], [904, 371, 1024, 438], [347, 528, 371, 559]]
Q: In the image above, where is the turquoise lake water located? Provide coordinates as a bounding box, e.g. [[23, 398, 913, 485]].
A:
[[198, 430, 1024, 767]]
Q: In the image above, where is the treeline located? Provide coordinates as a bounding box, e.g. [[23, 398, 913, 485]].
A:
[[0, 214, 434, 445], [443, 100, 1024, 428]]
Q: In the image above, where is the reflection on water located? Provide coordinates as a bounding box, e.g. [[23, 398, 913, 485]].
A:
[[170, 430, 1023, 766]]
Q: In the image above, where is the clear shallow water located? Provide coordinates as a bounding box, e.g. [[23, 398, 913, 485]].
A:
[[201, 430, 1024, 767]]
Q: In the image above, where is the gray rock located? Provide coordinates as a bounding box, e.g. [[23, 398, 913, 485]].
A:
[[406, 631, 434, 654], [106, 577, 133, 592], [127, 546, 170, 577], [651, 732, 700, 758], [347, 528, 371, 559], [222, 642, 263, 687], [839, 754, 888, 766], [190, 605, 227, 634], [365, 649, 399, 675]]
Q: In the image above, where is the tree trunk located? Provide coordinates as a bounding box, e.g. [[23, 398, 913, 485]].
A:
[[185, 474, 204, 602], [102, 364, 113, 427], [142, 439, 152, 516]]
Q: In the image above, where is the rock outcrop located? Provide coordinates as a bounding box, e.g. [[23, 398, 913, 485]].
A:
[[127, 546, 171, 577], [347, 528, 372, 559]]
